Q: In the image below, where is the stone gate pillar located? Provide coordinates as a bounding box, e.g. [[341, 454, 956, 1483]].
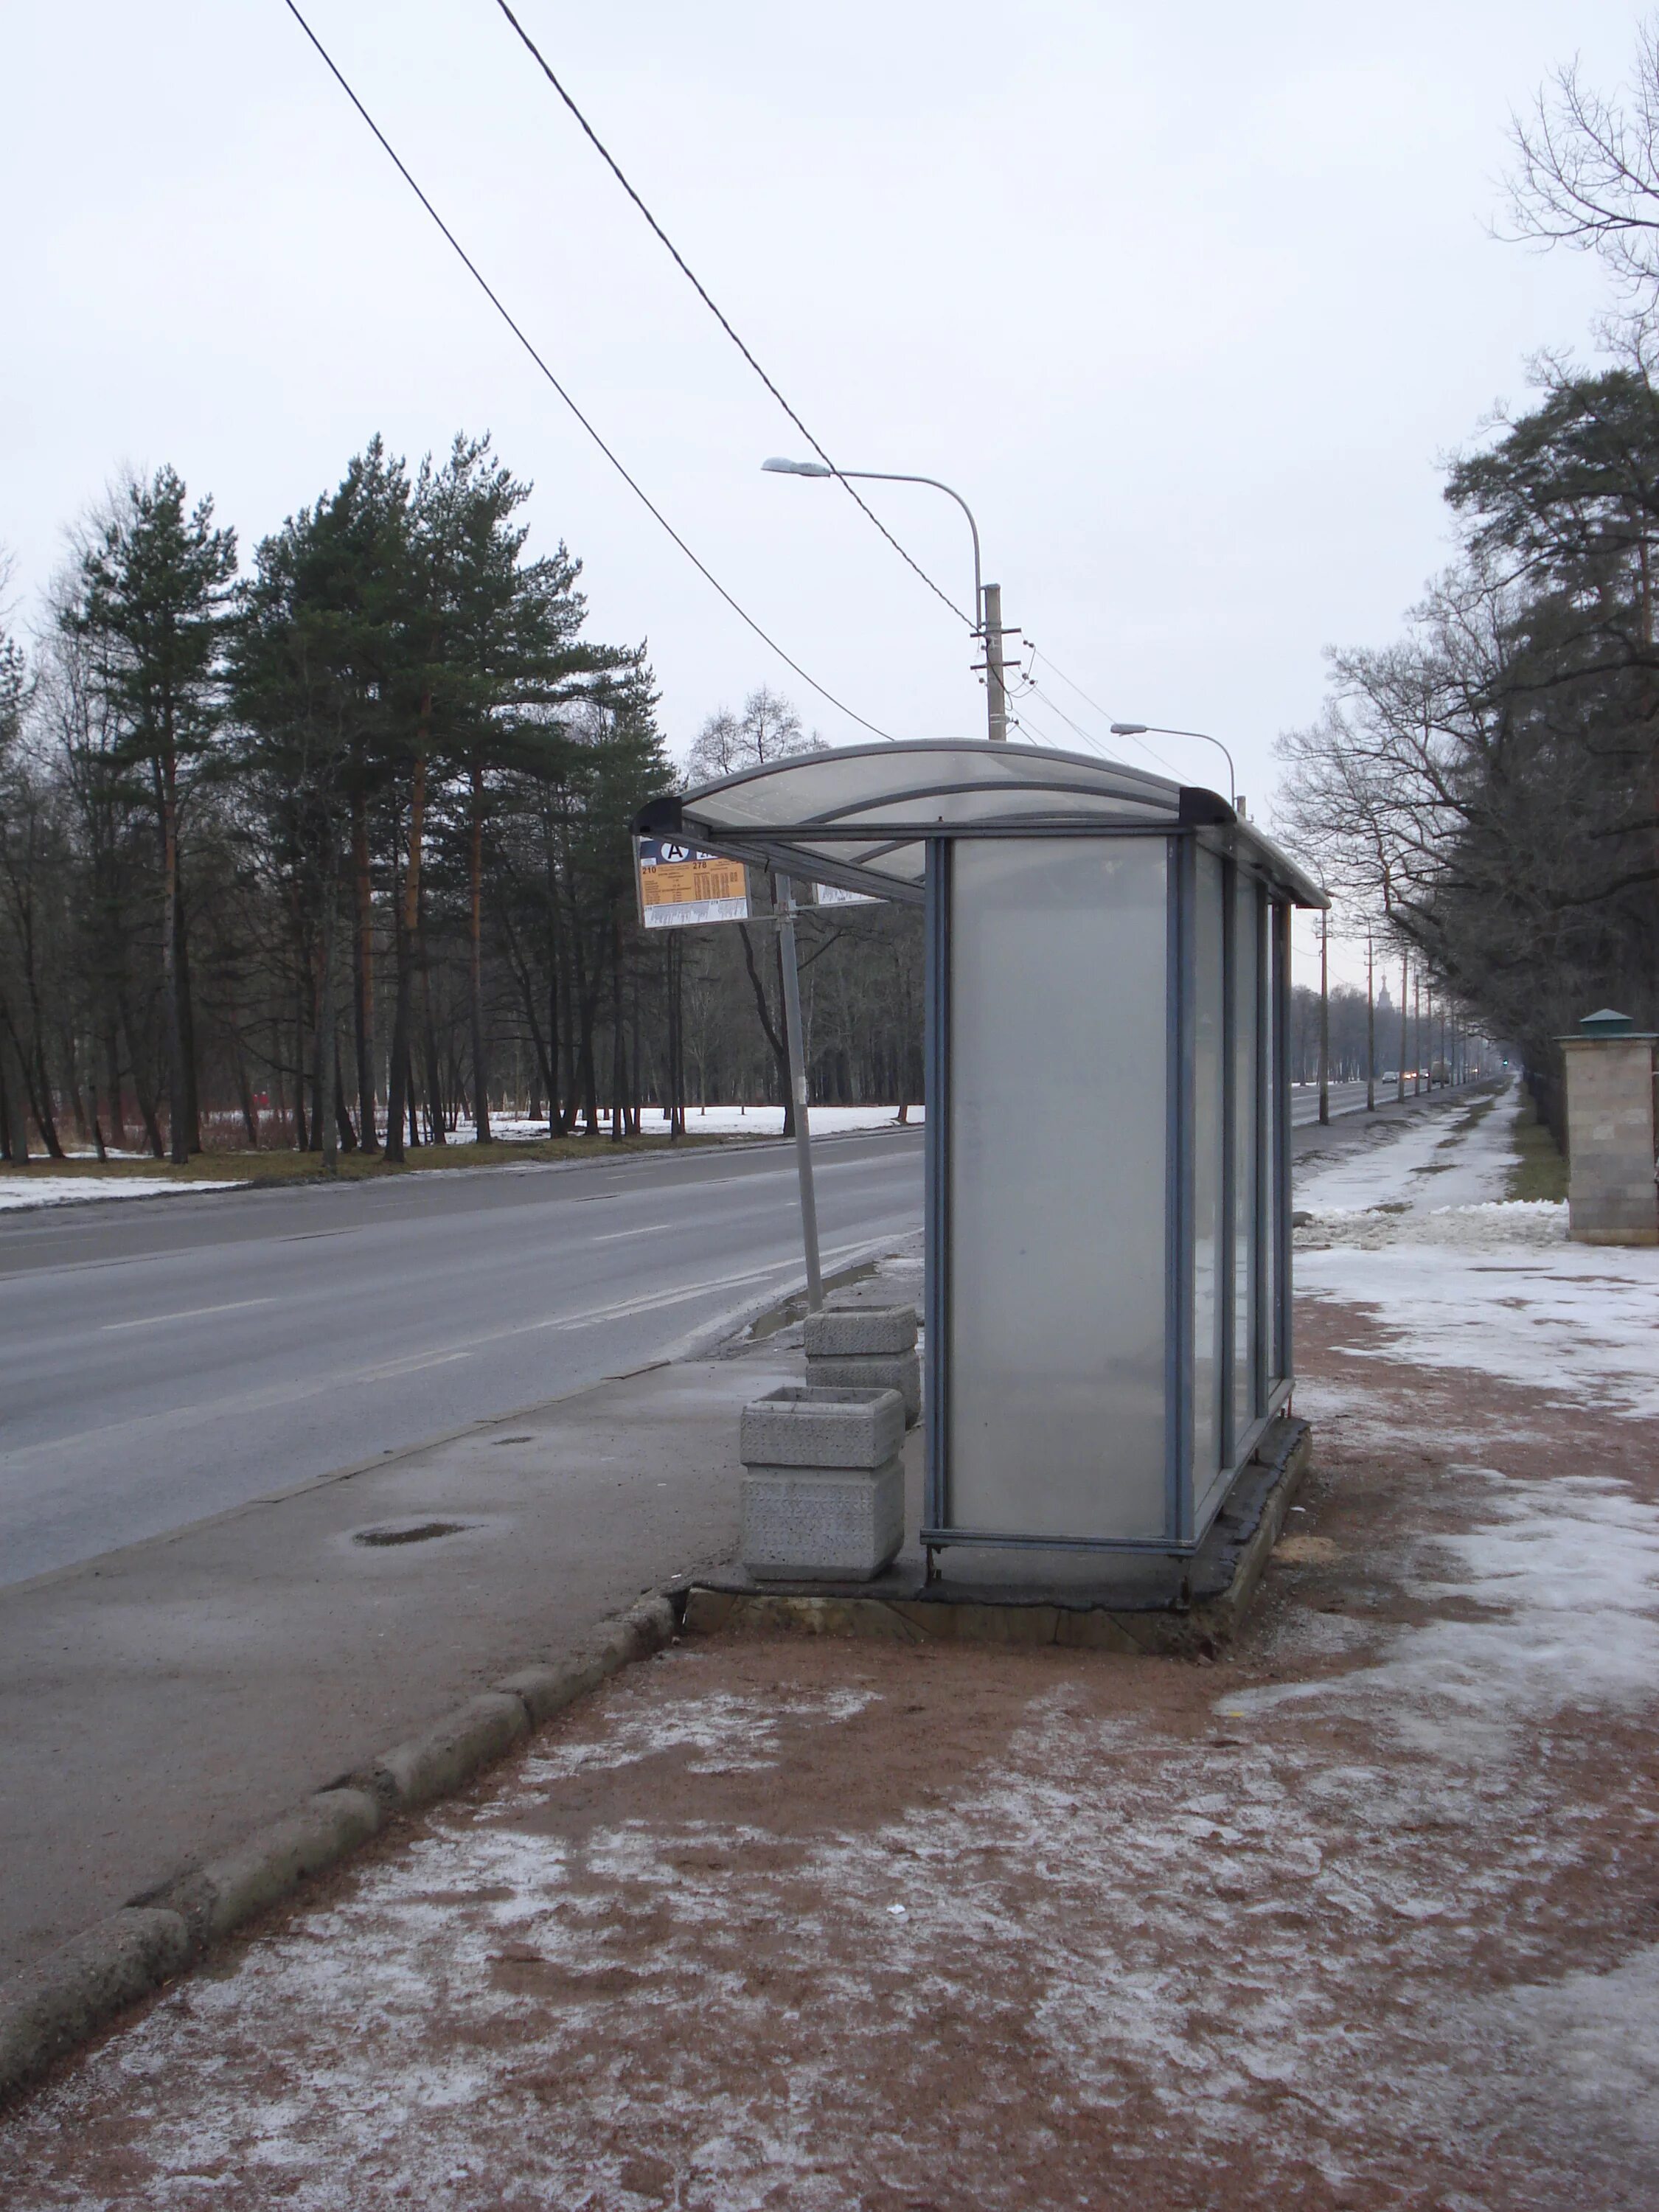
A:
[[1562, 1009, 1659, 1246]]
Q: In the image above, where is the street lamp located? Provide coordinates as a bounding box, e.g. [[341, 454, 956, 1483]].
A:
[[1110, 723, 1237, 809], [762, 458, 1010, 743]]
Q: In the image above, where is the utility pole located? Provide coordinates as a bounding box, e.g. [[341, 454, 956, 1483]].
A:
[[981, 581, 1010, 744], [1397, 956, 1408, 1104], [775, 876, 823, 1312], [1366, 931, 1376, 1114], [1413, 973, 1423, 1095], [1318, 911, 1330, 1124]]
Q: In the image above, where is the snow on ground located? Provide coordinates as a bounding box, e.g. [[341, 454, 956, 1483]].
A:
[[454, 1105, 920, 1143], [1231, 1464, 1659, 1741], [1293, 1082, 1659, 1419], [0, 1175, 247, 1214], [1295, 1081, 1519, 1214]]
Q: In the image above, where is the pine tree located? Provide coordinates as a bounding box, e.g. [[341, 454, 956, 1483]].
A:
[[72, 469, 237, 1161]]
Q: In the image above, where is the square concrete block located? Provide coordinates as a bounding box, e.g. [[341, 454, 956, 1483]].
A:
[[742, 1453, 905, 1580], [740, 1384, 904, 1470], [802, 1303, 919, 1358], [806, 1349, 922, 1426]]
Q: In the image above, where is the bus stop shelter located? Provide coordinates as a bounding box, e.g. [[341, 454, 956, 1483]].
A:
[[636, 741, 1326, 1585]]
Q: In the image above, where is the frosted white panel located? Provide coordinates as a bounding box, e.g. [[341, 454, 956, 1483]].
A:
[[1231, 874, 1260, 1439], [1190, 849, 1225, 1505], [947, 836, 1169, 1542], [1267, 905, 1287, 1383]]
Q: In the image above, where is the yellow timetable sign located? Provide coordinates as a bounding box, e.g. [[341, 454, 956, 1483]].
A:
[[636, 838, 751, 928]]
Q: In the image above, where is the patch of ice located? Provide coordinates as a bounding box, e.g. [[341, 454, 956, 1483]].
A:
[[1297, 1238, 1659, 1416], [1230, 1469, 1659, 1747], [524, 1685, 877, 1779]]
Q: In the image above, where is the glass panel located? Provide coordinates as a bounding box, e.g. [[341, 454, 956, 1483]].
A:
[[947, 836, 1169, 1542], [1190, 849, 1225, 1508], [1267, 903, 1288, 1385], [1231, 873, 1260, 1439]]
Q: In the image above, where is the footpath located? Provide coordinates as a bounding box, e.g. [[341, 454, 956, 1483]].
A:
[[11, 1082, 1658, 2211]]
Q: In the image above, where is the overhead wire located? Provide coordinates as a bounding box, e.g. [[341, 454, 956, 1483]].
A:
[[279, 0, 900, 742], [1012, 677, 1114, 759], [490, 0, 975, 632], [1023, 644, 1177, 774]]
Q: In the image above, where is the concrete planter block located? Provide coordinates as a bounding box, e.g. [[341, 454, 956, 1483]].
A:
[[740, 1384, 904, 1471], [742, 1453, 905, 1581], [803, 1304, 918, 1358], [806, 1349, 922, 1427]]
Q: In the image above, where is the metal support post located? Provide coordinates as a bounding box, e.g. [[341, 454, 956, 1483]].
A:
[[775, 875, 823, 1311], [1318, 911, 1330, 1124]]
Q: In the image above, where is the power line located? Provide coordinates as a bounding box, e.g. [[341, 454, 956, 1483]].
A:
[[1024, 645, 1176, 774], [279, 0, 899, 744], [489, 0, 973, 631], [1015, 678, 1113, 759]]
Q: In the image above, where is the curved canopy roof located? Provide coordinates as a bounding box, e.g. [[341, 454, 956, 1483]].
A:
[[636, 740, 1326, 908]]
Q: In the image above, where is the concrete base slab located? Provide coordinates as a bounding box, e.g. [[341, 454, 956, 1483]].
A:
[[687, 1417, 1311, 1658]]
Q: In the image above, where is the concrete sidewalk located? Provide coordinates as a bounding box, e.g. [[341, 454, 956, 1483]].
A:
[[0, 1347, 799, 1984]]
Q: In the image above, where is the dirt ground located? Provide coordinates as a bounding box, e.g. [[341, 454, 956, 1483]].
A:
[[2, 1271, 1656, 2211]]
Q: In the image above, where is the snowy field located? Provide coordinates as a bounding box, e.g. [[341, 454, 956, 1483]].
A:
[[464, 1105, 921, 1142]]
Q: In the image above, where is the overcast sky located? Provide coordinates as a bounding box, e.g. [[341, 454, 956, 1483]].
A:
[[0, 1, 1638, 981]]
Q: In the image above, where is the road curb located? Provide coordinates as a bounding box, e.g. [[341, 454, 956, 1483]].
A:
[[0, 1592, 678, 2110]]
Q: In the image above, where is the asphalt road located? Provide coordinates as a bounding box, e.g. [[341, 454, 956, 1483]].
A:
[[0, 1130, 924, 1590], [1290, 1079, 1373, 1125]]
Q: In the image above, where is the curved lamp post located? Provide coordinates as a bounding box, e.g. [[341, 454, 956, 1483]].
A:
[[1110, 722, 1237, 809], [762, 458, 1008, 742]]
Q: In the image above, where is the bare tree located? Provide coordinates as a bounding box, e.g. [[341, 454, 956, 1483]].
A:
[[1507, 18, 1659, 345], [685, 686, 823, 785]]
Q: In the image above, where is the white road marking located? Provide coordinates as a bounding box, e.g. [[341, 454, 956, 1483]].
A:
[[102, 1297, 274, 1333]]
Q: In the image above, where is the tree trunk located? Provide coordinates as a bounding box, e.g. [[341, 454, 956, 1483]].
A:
[[468, 757, 491, 1144], [385, 745, 428, 1164], [0, 1031, 14, 1177], [231, 1027, 257, 1147], [609, 916, 627, 1142], [627, 965, 641, 1135], [175, 872, 201, 1153], [104, 1026, 126, 1150], [542, 813, 566, 1133], [121, 994, 164, 1157], [351, 782, 379, 1153], [159, 751, 189, 1164], [316, 846, 341, 1172], [420, 964, 445, 1144], [29, 1033, 64, 1157], [572, 919, 600, 1134]]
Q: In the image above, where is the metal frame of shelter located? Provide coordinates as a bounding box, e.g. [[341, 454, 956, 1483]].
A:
[[637, 741, 1327, 1567]]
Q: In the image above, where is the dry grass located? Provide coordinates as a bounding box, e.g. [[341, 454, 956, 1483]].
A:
[[1506, 1091, 1569, 1203]]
